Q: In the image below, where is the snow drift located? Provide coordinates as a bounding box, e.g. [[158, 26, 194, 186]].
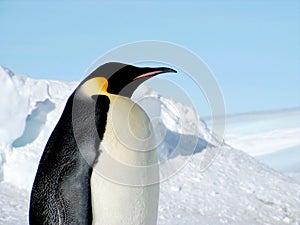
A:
[[0, 66, 299, 225]]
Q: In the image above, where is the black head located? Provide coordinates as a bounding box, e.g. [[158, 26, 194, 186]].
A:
[[79, 62, 177, 97]]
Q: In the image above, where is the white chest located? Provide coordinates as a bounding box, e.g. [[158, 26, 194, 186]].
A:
[[91, 96, 159, 225]]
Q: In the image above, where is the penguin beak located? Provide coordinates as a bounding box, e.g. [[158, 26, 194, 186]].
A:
[[134, 67, 177, 80]]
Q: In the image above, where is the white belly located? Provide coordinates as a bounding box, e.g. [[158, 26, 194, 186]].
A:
[[91, 95, 159, 225]]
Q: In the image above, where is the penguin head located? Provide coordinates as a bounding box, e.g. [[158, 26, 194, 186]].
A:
[[78, 62, 177, 97]]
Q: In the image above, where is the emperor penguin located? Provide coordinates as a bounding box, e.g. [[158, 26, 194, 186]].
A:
[[29, 62, 176, 225]]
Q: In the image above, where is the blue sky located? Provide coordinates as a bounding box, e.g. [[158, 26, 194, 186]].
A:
[[0, 0, 299, 116]]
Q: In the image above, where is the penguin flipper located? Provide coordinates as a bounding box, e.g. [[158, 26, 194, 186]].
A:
[[55, 94, 110, 224], [56, 156, 93, 225]]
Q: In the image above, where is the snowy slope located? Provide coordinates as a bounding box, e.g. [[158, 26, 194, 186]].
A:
[[158, 146, 300, 225], [1, 66, 300, 225]]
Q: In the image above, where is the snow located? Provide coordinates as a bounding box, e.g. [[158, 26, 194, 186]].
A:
[[208, 109, 300, 174], [0, 66, 29, 146], [1, 66, 300, 224], [0, 67, 77, 189], [0, 182, 29, 225], [158, 147, 300, 225], [217, 110, 300, 156], [257, 145, 300, 173]]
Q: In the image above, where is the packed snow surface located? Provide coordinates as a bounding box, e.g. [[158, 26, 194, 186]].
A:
[[1, 66, 299, 225]]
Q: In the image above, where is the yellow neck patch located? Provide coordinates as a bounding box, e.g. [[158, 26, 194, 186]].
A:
[[79, 77, 109, 96]]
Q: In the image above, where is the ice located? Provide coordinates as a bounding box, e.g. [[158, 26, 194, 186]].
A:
[[12, 99, 55, 148], [0, 66, 29, 146], [0, 66, 299, 224], [0, 66, 77, 189], [219, 110, 300, 156]]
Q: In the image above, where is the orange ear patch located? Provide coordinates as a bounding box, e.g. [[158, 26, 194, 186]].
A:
[[80, 77, 109, 96]]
